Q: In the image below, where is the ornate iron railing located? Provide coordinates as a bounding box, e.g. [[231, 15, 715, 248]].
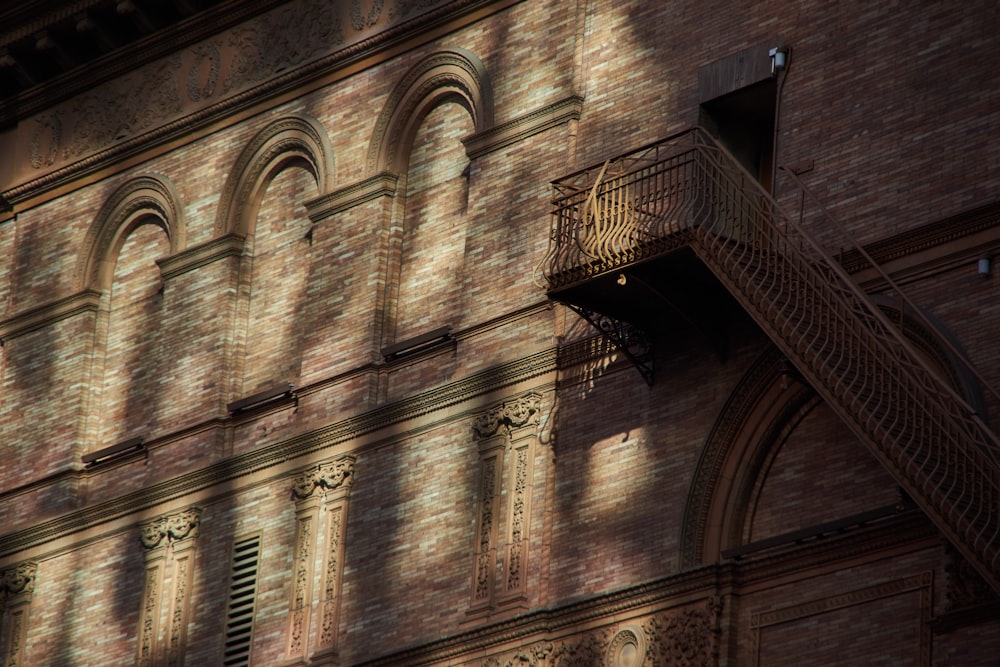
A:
[[545, 127, 1000, 590]]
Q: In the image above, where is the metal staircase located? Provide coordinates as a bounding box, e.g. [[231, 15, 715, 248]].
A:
[[544, 128, 1000, 592]]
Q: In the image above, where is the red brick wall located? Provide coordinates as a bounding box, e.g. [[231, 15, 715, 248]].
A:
[[242, 164, 317, 394], [748, 401, 900, 543], [99, 223, 171, 447], [1, 1, 998, 665]]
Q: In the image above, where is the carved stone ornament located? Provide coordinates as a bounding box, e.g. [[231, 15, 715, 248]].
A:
[[550, 631, 608, 667], [484, 640, 553, 667], [291, 457, 356, 499], [472, 393, 542, 439], [606, 627, 646, 667], [139, 508, 203, 550], [644, 596, 723, 667], [2, 562, 37, 596]]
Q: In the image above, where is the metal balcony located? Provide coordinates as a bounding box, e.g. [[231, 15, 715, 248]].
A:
[[543, 127, 1000, 592]]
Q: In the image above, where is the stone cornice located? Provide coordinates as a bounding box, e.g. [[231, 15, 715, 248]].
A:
[[304, 172, 399, 222], [356, 564, 731, 667], [0, 347, 556, 560], [0, 289, 101, 343], [1, 0, 520, 208], [843, 202, 1000, 273], [842, 201, 1000, 287], [734, 511, 936, 587], [354, 514, 937, 666], [463, 95, 584, 160], [0, 0, 287, 128], [156, 233, 247, 281]]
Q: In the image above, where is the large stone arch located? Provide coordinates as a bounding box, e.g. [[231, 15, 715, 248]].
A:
[[214, 113, 335, 236], [678, 301, 985, 569], [76, 175, 184, 291], [366, 47, 494, 175]]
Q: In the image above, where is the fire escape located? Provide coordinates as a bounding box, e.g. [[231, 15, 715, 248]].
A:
[[542, 127, 1000, 593]]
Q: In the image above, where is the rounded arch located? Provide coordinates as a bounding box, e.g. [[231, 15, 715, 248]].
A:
[[366, 47, 494, 175], [76, 175, 184, 291], [214, 113, 335, 236], [678, 346, 812, 569], [679, 303, 985, 569]]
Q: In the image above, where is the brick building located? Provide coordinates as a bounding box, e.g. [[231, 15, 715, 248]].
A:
[[0, 0, 998, 665]]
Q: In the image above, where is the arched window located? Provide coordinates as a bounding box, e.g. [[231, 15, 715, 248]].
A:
[[214, 115, 333, 396], [98, 219, 171, 446], [393, 99, 474, 342], [242, 159, 318, 392], [367, 48, 493, 349]]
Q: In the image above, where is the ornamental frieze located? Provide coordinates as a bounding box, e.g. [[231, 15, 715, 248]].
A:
[[644, 597, 723, 667], [7, 0, 451, 194], [472, 393, 542, 439], [291, 456, 355, 499], [139, 508, 202, 550]]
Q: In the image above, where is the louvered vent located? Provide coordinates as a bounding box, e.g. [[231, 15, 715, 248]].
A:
[[222, 535, 261, 666]]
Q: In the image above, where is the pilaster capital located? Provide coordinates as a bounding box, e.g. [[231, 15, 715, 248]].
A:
[[472, 393, 542, 440], [292, 456, 356, 500], [139, 508, 202, 550], [2, 561, 37, 597]]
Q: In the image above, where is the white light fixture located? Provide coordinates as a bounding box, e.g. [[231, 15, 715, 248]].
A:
[[978, 256, 991, 277], [769, 47, 787, 75]]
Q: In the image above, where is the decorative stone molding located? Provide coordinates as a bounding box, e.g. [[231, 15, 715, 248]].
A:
[[550, 631, 609, 667], [748, 574, 931, 667], [463, 95, 584, 160], [291, 457, 355, 499], [644, 597, 722, 667], [304, 172, 399, 222], [0, 561, 37, 667], [469, 392, 544, 614], [1, 563, 36, 599], [157, 233, 247, 281], [0, 289, 101, 344], [472, 393, 542, 440], [139, 508, 203, 550], [367, 47, 494, 174], [214, 114, 333, 237], [75, 174, 184, 290], [469, 449, 503, 613], [287, 455, 355, 663], [136, 507, 203, 667], [606, 627, 645, 667], [286, 506, 316, 660], [0, 347, 557, 561]]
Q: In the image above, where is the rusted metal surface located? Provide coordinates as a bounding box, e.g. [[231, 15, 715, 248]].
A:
[[545, 127, 1000, 591]]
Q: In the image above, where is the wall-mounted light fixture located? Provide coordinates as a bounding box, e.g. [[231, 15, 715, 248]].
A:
[[769, 47, 788, 75], [978, 256, 991, 278]]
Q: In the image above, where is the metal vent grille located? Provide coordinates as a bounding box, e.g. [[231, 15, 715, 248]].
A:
[[222, 536, 261, 666]]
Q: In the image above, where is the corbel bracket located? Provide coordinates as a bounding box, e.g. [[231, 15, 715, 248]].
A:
[[567, 304, 654, 386]]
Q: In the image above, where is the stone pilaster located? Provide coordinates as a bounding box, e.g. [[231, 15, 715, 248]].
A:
[[469, 392, 542, 615], [1, 561, 37, 667], [138, 508, 202, 667], [287, 456, 355, 667]]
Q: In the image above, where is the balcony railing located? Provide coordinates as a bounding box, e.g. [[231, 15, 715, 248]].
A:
[[544, 127, 1000, 591]]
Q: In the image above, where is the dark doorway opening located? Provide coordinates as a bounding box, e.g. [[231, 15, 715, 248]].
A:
[[701, 78, 777, 191]]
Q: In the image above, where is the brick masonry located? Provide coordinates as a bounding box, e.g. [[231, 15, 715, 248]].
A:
[[0, 0, 999, 665]]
